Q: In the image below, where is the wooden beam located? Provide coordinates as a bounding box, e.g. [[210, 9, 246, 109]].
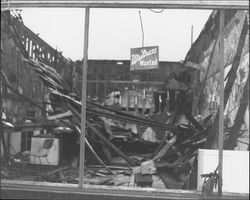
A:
[[47, 111, 73, 120], [87, 80, 163, 84], [223, 16, 248, 104], [79, 7, 90, 189], [218, 9, 225, 198], [225, 74, 249, 150], [86, 120, 137, 167], [204, 13, 248, 149], [152, 136, 176, 161], [1, 1, 249, 9], [74, 125, 113, 175]]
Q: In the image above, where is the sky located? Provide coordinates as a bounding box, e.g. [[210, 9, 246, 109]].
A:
[[20, 8, 212, 62]]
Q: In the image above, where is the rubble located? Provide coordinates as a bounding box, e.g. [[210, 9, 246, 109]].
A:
[[0, 53, 216, 190], [1, 9, 248, 199], [3, 14, 247, 188], [0, 56, 216, 190], [1, 31, 248, 192]]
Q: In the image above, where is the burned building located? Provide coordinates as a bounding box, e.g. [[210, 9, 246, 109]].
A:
[[1, 1, 249, 200]]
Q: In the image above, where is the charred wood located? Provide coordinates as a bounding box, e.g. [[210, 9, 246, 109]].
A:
[[205, 15, 249, 148], [225, 74, 249, 150]]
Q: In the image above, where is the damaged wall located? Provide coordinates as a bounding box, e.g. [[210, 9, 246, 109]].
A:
[[1, 11, 75, 159], [1, 14, 45, 122], [74, 59, 188, 100], [1, 11, 74, 122], [184, 10, 249, 149]]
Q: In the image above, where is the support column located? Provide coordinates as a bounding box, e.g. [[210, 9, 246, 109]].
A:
[[79, 7, 90, 189], [218, 9, 225, 198]]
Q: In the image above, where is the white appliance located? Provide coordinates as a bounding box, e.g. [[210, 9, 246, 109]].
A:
[[9, 131, 22, 155], [30, 136, 60, 165], [197, 149, 249, 194]]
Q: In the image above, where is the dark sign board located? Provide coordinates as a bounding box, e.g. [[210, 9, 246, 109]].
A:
[[130, 46, 159, 70]]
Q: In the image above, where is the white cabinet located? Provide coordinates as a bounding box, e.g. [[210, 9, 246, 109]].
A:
[[197, 149, 249, 194], [9, 131, 22, 155], [30, 137, 60, 165]]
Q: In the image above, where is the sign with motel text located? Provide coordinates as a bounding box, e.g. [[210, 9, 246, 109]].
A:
[[130, 46, 159, 70]]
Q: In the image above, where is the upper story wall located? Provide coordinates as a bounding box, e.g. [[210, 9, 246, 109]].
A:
[[184, 9, 249, 148], [1, 11, 74, 122]]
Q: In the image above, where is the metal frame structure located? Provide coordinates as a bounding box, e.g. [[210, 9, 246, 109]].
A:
[[218, 9, 225, 197], [1, 0, 249, 198], [0, 0, 249, 9]]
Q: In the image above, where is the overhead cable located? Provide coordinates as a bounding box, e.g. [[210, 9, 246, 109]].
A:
[[149, 9, 165, 13]]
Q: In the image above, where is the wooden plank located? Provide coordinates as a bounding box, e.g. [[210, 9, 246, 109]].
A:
[[79, 7, 90, 189], [185, 112, 203, 131], [74, 125, 113, 174], [1, 1, 249, 9], [86, 121, 137, 167], [141, 160, 155, 175], [47, 111, 73, 120], [226, 74, 249, 149], [153, 136, 176, 161]]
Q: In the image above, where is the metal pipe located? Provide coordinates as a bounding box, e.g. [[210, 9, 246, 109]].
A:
[[218, 9, 225, 198], [79, 7, 90, 189], [191, 25, 193, 46], [0, 41, 5, 164]]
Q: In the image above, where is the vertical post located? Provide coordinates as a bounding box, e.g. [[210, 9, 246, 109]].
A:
[[79, 7, 90, 189], [0, 41, 3, 162], [104, 81, 107, 99], [218, 9, 225, 198], [139, 10, 144, 47], [191, 25, 193, 46], [96, 75, 99, 98]]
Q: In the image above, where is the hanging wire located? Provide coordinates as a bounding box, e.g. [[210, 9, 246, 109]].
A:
[[149, 9, 165, 13], [138, 10, 144, 47]]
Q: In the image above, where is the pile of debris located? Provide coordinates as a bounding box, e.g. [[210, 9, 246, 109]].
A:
[[19, 57, 215, 189], [1, 57, 214, 189], [1, 9, 248, 193]]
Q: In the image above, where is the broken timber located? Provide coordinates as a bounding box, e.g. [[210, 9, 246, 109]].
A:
[[74, 125, 113, 174], [225, 74, 249, 150], [66, 102, 137, 167], [205, 15, 249, 148]]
